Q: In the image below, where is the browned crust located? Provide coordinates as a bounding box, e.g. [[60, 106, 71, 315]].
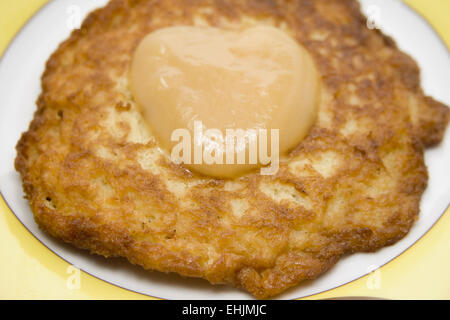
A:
[[15, 0, 448, 298]]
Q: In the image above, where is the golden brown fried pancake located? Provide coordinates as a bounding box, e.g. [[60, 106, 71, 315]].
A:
[[15, 0, 449, 298]]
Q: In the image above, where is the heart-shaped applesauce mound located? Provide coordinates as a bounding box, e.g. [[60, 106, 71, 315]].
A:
[[130, 25, 321, 178]]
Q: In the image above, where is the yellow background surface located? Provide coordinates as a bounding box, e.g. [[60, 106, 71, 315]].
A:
[[0, 0, 449, 300]]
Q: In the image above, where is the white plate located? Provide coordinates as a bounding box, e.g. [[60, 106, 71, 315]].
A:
[[0, 0, 449, 300]]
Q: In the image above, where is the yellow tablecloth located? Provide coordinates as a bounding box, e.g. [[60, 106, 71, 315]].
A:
[[0, 0, 448, 299]]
